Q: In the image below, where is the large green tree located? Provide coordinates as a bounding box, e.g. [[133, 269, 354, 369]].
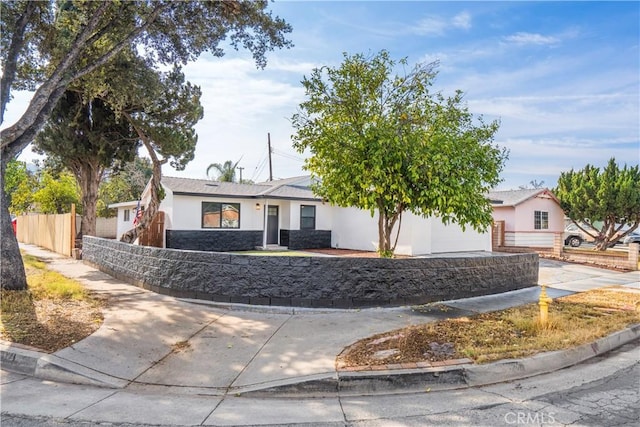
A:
[[97, 157, 153, 218], [292, 51, 507, 257], [116, 66, 203, 243], [555, 158, 640, 250], [4, 159, 31, 212], [1, 0, 292, 289], [33, 169, 80, 214], [34, 91, 139, 236]]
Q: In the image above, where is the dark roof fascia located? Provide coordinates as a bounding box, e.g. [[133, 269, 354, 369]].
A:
[[171, 191, 322, 202], [264, 196, 323, 202], [172, 191, 260, 199]]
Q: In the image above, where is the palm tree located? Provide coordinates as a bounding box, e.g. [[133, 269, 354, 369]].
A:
[[206, 159, 240, 182]]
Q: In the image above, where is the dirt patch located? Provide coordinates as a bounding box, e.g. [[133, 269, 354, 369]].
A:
[[1, 294, 105, 353]]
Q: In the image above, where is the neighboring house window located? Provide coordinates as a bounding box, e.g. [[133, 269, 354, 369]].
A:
[[534, 211, 549, 230], [123, 209, 130, 222], [300, 205, 316, 230], [202, 202, 240, 228]]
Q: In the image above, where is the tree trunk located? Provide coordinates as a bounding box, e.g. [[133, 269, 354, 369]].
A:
[[377, 205, 386, 254], [377, 210, 394, 257], [120, 132, 164, 244], [377, 203, 404, 258], [120, 161, 162, 244], [0, 154, 27, 290], [76, 161, 101, 237]]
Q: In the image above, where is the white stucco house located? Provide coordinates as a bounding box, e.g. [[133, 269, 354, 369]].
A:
[[111, 175, 491, 255], [489, 188, 565, 248]]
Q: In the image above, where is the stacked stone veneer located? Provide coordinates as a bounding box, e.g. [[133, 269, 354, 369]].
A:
[[280, 229, 331, 250], [83, 236, 539, 308], [166, 230, 263, 251]]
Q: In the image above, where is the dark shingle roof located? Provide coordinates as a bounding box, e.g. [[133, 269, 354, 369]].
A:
[[161, 176, 320, 201]]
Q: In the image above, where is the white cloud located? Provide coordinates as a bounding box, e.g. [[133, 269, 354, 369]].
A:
[[268, 58, 322, 75], [503, 32, 560, 46], [172, 56, 309, 181], [452, 11, 472, 30], [410, 11, 472, 36], [411, 16, 448, 36]]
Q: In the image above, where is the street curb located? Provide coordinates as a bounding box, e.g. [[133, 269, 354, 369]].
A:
[[240, 323, 640, 396], [2, 325, 638, 396], [0, 341, 128, 389], [464, 324, 640, 386]]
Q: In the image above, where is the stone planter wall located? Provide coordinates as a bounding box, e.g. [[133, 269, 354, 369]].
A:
[[83, 236, 539, 308]]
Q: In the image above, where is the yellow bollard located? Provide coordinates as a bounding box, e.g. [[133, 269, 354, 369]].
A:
[[538, 285, 553, 327]]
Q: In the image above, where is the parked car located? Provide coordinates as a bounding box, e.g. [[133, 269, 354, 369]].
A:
[[622, 232, 640, 245], [563, 223, 590, 247]]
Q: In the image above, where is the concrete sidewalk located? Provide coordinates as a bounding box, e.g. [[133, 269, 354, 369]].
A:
[[2, 244, 639, 398]]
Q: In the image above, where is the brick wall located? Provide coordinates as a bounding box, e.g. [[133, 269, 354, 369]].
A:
[[496, 234, 638, 271]]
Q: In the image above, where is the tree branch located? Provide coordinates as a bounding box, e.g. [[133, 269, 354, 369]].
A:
[[0, 0, 39, 124], [68, 3, 169, 83]]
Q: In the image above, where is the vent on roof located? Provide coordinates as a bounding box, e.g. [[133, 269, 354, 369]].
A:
[[205, 183, 218, 187]]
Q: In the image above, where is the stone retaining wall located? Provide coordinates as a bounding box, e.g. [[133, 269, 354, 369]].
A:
[[83, 236, 539, 308]]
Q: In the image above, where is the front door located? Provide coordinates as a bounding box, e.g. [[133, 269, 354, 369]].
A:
[[267, 206, 279, 245]]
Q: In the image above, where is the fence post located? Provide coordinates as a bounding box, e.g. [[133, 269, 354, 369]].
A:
[[629, 243, 639, 271], [70, 203, 76, 251], [553, 233, 563, 257]]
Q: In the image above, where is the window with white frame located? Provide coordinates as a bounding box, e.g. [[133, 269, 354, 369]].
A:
[[534, 210, 549, 230], [123, 209, 130, 222]]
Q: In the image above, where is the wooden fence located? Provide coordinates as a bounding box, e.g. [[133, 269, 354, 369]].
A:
[[139, 211, 165, 248], [16, 206, 78, 257]]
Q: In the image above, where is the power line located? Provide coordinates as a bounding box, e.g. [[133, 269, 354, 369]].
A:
[[272, 148, 305, 162]]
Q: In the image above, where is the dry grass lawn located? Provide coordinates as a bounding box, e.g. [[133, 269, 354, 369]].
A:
[[338, 287, 640, 367], [0, 253, 105, 353]]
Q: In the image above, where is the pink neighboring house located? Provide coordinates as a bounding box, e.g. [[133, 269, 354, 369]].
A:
[[489, 188, 565, 248]]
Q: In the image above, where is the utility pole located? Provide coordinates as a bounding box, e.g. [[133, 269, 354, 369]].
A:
[[238, 167, 244, 183], [267, 132, 273, 181]]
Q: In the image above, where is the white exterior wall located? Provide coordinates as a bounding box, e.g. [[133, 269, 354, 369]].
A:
[[159, 187, 174, 231], [429, 218, 491, 253], [170, 195, 264, 231], [505, 231, 556, 247], [408, 216, 432, 255], [95, 217, 117, 238], [114, 203, 138, 239], [279, 201, 291, 229], [331, 207, 379, 252], [331, 207, 491, 255], [287, 201, 333, 230]]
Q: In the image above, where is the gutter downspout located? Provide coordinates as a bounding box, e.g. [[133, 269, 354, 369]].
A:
[[262, 199, 269, 249]]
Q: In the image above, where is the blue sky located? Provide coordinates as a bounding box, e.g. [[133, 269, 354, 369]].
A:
[[6, 1, 639, 189]]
